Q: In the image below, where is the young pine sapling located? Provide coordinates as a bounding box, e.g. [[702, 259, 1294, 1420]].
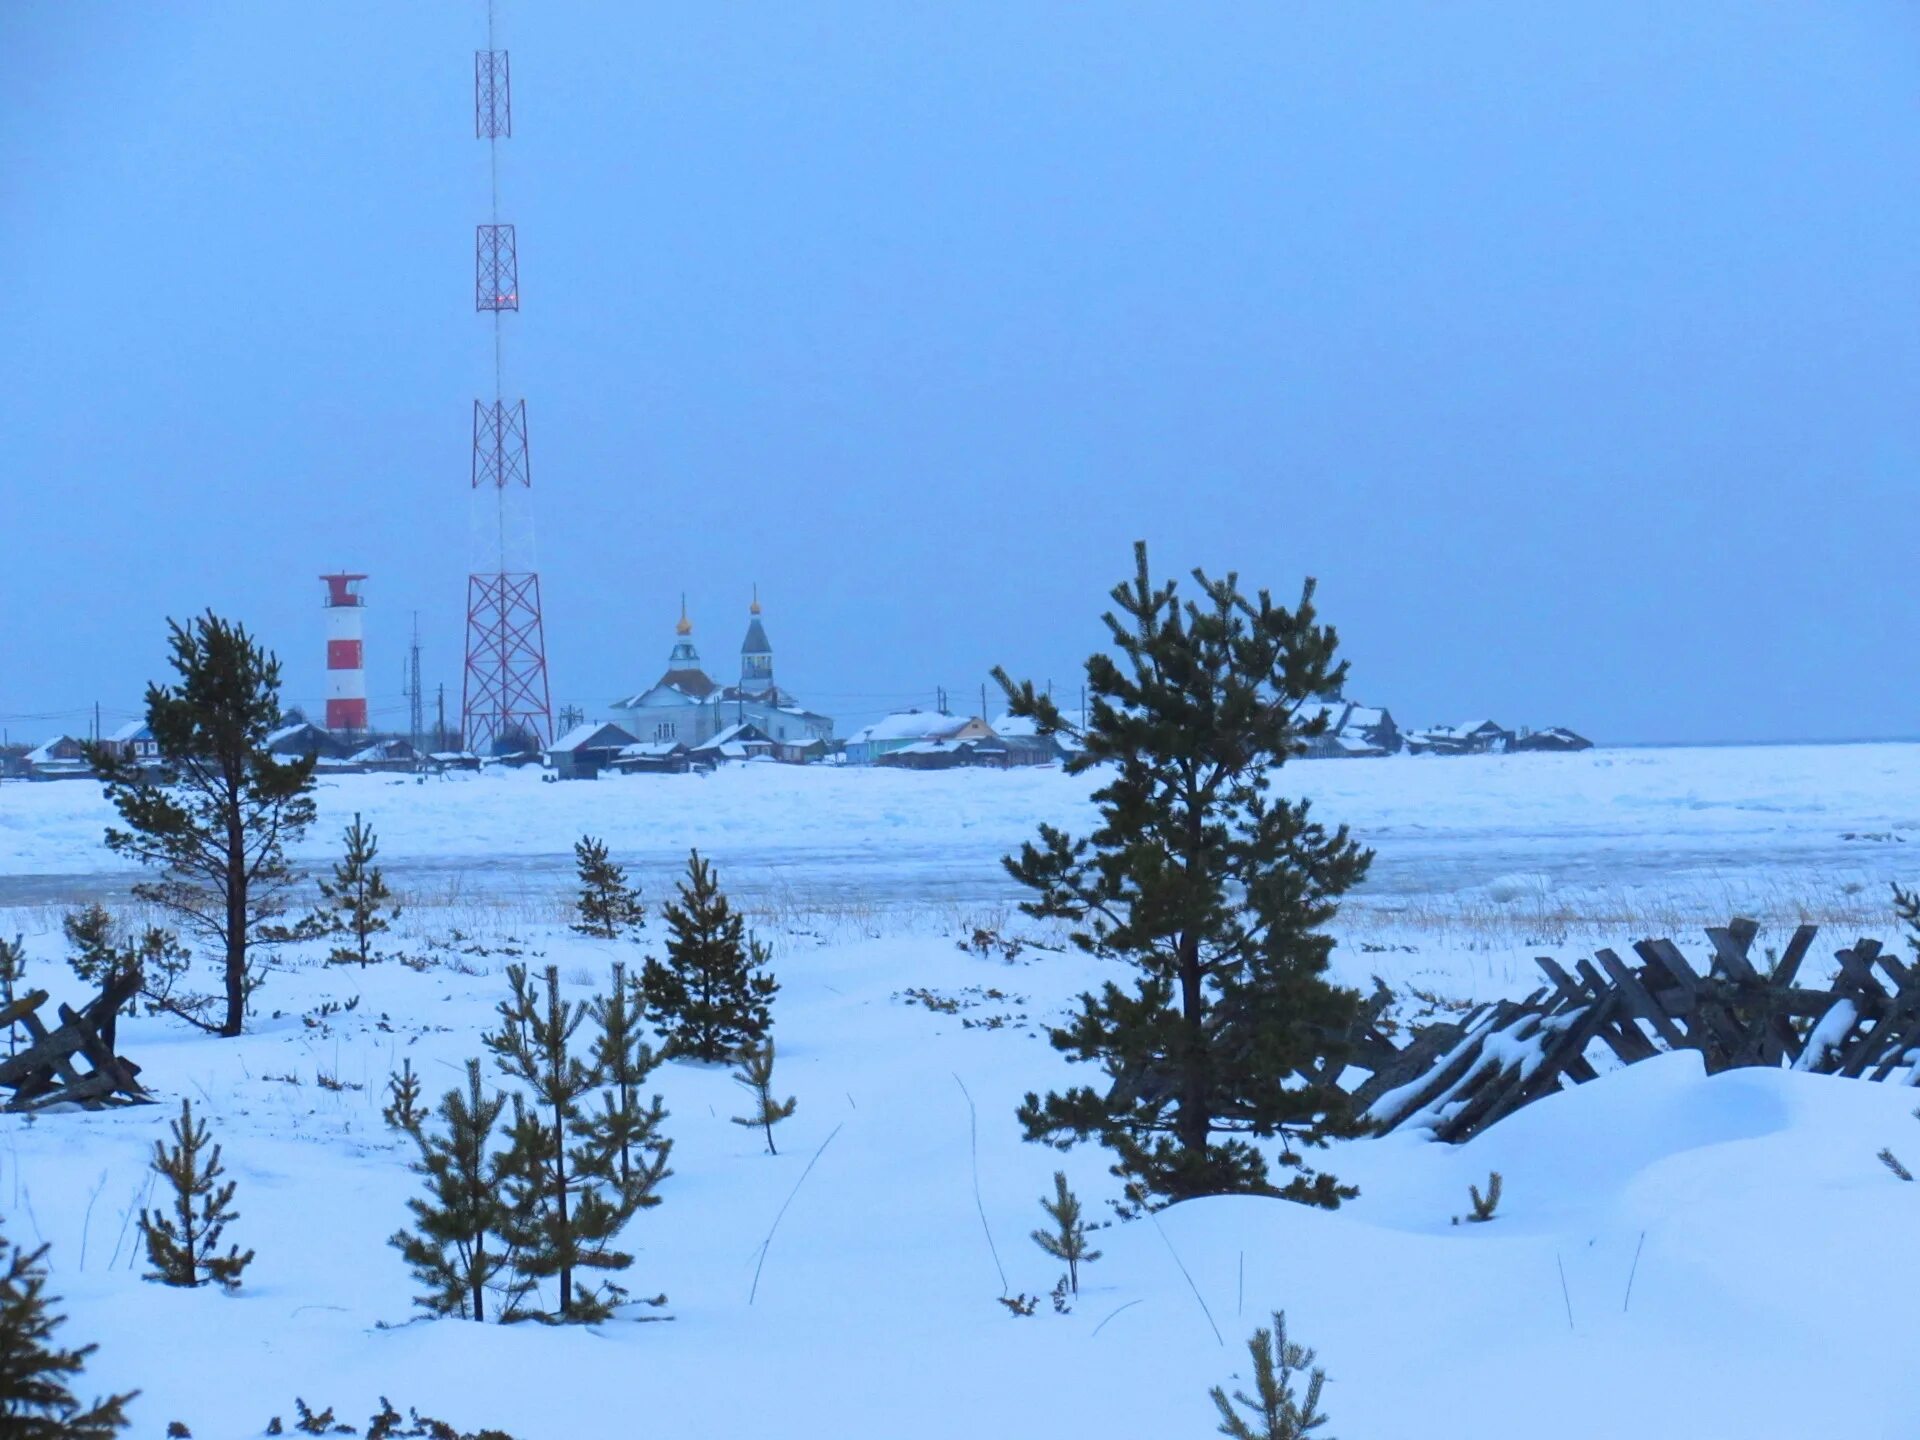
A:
[[729, 1039, 797, 1156], [486, 964, 642, 1323], [1465, 1170, 1503, 1222], [641, 850, 778, 1062], [581, 961, 672, 1208], [1210, 1311, 1333, 1440], [570, 836, 645, 941], [313, 813, 398, 967], [0, 1223, 137, 1436], [1030, 1170, 1101, 1296], [138, 1098, 254, 1289], [0, 933, 23, 1059], [390, 1059, 522, 1322], [383, 1058, 426, 1133]]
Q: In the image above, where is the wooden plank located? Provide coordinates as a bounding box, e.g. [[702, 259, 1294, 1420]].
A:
[[1640, 939, 1749, 1065], [1594, 948, 1690, 1049], [0, 990, 48, 1032], [4, 1070, 122, 1112], [1534, 957, 1589, 1011], [1772, 925, 1819, 988]]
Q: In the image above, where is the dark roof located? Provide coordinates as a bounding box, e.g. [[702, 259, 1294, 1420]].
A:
[[659, 668, 718, 699], [741, 617, 771, 655]]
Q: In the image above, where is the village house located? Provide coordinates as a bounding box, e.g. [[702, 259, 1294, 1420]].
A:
[[545, 721, 640, 780], [24, 735, 93, 780], [1405, 720, 1516, 756], [844, 711, 992, 766]]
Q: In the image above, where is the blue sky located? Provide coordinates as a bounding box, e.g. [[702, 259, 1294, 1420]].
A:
[[5, 1, 1919, 744]]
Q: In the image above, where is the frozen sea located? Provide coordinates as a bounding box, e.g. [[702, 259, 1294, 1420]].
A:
[[2, 741, 1916, 931]]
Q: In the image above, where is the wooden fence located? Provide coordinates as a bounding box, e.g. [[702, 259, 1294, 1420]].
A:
[[1343, 919, 1919, 1143], [0, 968, 149, 1112]]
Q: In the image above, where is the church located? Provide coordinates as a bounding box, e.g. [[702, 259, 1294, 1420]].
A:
[[609, 594, 835, 749]]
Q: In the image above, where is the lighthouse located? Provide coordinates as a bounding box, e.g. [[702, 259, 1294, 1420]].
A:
[[320, 573, 369, 734]]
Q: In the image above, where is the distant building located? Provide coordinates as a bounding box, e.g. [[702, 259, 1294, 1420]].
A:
[[99, 720, 160, 766], [24, 736, 93, 780], [610, 595, 834, 754], [610, 740, 693, 776], [1406, 720, 1515, 756], [692, 721, 777, 765], [1300, 700, 1403, 758], [844, 712, 989, 766], [546, 721, 640, 780], [1510, 726, 1594, 754], [267, 720, 351, 762]]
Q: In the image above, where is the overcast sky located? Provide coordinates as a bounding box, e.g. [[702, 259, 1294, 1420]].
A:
[[5, 1, 1919, 745]]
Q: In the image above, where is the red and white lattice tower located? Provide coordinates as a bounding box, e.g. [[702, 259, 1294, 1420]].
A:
[[319, 573, 369, 734], [460, 7, 553, 754]]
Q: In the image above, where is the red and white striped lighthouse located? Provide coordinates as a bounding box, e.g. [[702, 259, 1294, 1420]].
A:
[[319, 573, 369, 733]]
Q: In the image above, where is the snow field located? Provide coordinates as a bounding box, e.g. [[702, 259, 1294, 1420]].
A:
[[6, 743, 1920, 1434]]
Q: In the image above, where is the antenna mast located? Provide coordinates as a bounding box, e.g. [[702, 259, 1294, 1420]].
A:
[[459, 0, 553, 755]]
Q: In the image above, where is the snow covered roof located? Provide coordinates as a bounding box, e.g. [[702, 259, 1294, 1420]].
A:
[[850, 711, 970, 744], [106, 720, 151, 744], [616, 741, 687, 759], [25, 736, 82, 764], [1342, 706, 1388, 730], [547, 721, 637, 752], [349, 739, 417, 763]]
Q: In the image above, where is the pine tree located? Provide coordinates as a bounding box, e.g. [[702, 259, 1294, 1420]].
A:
[[92, 613, 318, 1036], [389, 1059, 522, 1322], [994, 544, 1372, 1210], [570, 837, 644, 941], [0, 1226, 136, 1438], [138, 1098, 254, 1289], [61, 907, 117, 991], [314, 813, 398, 967], [641, 850, 777, 1062], [1030, 1171, 1101, 1295], [728, 1039, 797, 1156], [1209, 1312, 1331, 1440], [59, 908, 183, 1052], [382, 1059, 426, 1133], [579, 963, 672, 1206], [0, 934, 24, 1060], [485, 964, 637, 1322]]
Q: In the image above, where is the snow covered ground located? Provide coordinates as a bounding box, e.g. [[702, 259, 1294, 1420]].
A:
[[4, 743, 1920, 1437]]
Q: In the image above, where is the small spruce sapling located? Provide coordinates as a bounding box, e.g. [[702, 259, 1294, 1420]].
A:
[[570, 836, 644, 940], [383, 1059, 426, 1133], [138, 1098, 254, 1289], [313, 813, 399, 967], [581, 963, 672, 1207], [390, 1059, 521, 1322], [1210, 1311, 1332, 1440], [0, 1224, 137, 1437], [641, 849, 778, 1062], [1030, 1171, 1101, 1296], [729, 1040, 797, 1156], [486, 964, 638, 1322]]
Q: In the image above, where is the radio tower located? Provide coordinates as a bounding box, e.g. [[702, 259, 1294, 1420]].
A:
[[460, 3, 553, 755]]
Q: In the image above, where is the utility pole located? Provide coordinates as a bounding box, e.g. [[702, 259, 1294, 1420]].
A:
[[980, 683, 988, 723], [407, 611, 425, 751], [436, 682, 448, 753]]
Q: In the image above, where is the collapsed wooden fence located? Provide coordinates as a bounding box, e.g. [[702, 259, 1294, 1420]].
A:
[[1342, 919, 1920, 1143], [0, 969, 149, 1112]]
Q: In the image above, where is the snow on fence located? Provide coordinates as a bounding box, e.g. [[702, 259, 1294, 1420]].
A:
[[0, 969, 148, 1112], [1344, 919, 1920, 1143]]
